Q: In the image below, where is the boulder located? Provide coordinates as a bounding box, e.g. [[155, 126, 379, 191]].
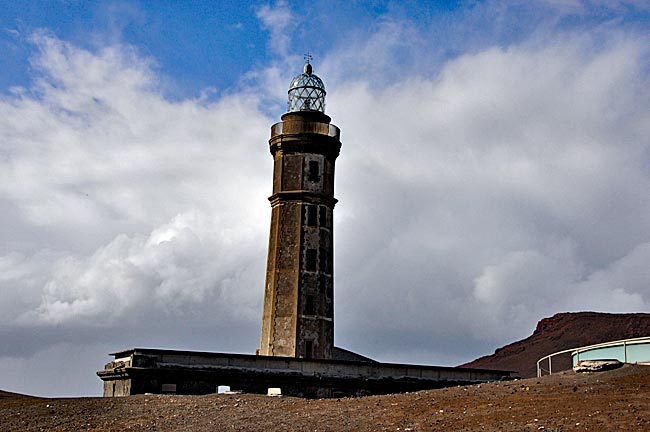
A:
[[573, 359, 623, 373]]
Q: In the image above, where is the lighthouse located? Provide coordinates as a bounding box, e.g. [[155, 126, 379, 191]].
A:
[[259, 59, 342, 359]]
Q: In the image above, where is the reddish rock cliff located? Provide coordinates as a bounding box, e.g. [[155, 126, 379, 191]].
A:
[[461, 312, 650, 378]]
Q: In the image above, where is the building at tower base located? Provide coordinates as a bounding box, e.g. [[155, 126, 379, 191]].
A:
[[98, 348, 512, 398]]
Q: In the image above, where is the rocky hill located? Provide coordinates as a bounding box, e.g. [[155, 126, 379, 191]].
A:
[[461, 311, 650, 378]]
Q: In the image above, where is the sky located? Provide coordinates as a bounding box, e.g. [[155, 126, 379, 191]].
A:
[[0, 0, 649, 397]]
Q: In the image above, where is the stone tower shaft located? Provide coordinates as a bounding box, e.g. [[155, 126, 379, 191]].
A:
[[259, 76, 341, 359]]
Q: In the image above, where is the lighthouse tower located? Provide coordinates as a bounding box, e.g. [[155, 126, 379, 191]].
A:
[[259, 59, 341, 359]]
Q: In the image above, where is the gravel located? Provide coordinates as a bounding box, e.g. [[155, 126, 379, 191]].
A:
[[2, 364, 650, 431]]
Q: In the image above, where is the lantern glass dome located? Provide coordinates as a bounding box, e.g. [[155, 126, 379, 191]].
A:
[[287, 62, 326, 113]]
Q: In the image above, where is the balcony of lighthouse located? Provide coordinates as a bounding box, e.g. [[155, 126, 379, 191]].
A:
[[270, 120, 340, 140]]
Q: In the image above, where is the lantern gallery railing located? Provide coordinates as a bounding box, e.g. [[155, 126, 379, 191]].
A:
[[271, 121, 340, 140]]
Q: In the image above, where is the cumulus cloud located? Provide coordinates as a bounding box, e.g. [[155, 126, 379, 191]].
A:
[[256, 0, 294, 59], [32, 210, 261, 326], [0, 33, 271, 357], [331, 33, 650, 363]]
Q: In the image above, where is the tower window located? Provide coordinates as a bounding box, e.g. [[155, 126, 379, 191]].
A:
[[328, 249, 333, 274], [319, 247, 328, 274], [319, 274, 327, 293], [308, 161, 320, 182], [306, 249, 317, 271], [305, 295, 315, 315], [305, 341, 313, 359], [306, 205, 317, 226], [319, 206, 327, 227]]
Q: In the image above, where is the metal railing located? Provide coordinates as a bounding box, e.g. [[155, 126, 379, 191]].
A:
[[537, 335, 650, 377], [536, 347, 576, 377], [270, 121, 340, 140]]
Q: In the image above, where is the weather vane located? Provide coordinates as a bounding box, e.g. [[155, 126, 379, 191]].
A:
[[304, 52, 312, 64]]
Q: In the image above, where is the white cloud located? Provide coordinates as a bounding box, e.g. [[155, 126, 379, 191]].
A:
[[320, 16, 423, 88], [31, 210, 262, 326], [250, 1, 304, 112], [331, 32, 650, 361], [0, 34, 271, 342], [538, 0, 650, 12], [1, 33, 271, 234], [256, 0, 294, 59]]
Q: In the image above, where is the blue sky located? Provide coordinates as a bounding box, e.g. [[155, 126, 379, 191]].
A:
[[1, 0, 649, 397], [4, 1, 647, 97], [2, 1, 265, 95]]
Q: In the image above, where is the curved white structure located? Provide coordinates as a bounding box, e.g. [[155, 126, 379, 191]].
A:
[[537, 336, 650, 377]]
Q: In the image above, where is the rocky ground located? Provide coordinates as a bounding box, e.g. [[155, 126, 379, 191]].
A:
[[3, 364, 650, 431]]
